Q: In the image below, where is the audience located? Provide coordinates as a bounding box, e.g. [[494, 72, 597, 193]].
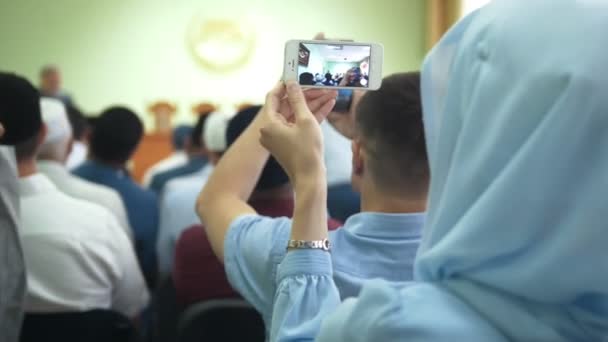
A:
[[0, 72, 37, 342], [156, 111, 230, 277], [196, 74, 426, 332], [176, 106, 340, 307], [37, 98, 133, 239], [142, 125, 193, 187], [64, 104, 89, 170], [73, 107, 158, 288], [14, 99, 148, 319], [7, 2, 607, 340], [259, 1, 608, 340], [38, 65, 72, 107], [148, 114, 209, 193]]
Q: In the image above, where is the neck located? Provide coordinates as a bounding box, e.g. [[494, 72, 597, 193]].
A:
[[249, 183, 294, 201], [18, 159, 38, 178], [360, 180, 426, 214], [90, 157, 125, 170]]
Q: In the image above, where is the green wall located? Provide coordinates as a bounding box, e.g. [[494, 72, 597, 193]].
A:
[[0, 0, 426, 129]]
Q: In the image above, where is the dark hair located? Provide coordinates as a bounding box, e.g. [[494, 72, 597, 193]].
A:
[[355, 72, 429, 196], [226, 105, 289, 191], [190, 114, 209, 148], [172, 125, 193, 150], [0, 72, 42, 145], [299, 72, 315, 85], [89, 106, 143, 164], [66, 105, 88, 141], [15, 133, 41, 162]]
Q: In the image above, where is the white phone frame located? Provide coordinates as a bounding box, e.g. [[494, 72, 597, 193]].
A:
[[283, 39, 384, 91]]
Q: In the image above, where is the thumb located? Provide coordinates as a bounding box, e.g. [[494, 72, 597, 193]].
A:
[[285, 81, 312, 121], [259, 119, 291, 152]]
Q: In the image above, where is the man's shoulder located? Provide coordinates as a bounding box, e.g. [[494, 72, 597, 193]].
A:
[[22, 190, 121, 236]]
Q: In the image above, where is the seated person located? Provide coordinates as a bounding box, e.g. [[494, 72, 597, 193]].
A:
[[196, 72, 427, 328], [73, 107, 158, 288], [322, 73, 335, 86], [175, 107, 341, 306], [156, 111, 231, 276], [148, 114, 209, 193], [37, 97, 133, 239], [339, 67, 363, 87], [142, 125, 192, 187], [299, 72, 315, 86], [15, 106, 148, 318], [0, 72, 41, 342]]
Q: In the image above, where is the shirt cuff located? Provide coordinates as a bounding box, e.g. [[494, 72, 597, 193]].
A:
[[277, 249, 333, 283]]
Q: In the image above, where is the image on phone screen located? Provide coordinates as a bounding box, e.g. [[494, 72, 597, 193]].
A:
[[297, 42, 371, 88]]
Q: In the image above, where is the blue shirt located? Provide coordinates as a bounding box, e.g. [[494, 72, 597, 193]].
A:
[[224, 211, 424, 328], [148, 156, 207, 194], [73, 161, 159, 285]]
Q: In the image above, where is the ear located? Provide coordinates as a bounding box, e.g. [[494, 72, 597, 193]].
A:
[[352, 139, 364, 176], [38, 123, 48, 146]]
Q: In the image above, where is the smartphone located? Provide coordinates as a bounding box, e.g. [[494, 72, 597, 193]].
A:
[[283, 40, 383, 90], [333, 89, 353, 113]]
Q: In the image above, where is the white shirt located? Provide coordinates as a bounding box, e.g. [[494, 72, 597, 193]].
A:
[[18, 173, 149, 317], [321, 121, 353, 187], [142, 151, 188, 187], [66, 141, 87, 170], [38, 160, 133, 241], [157, 164, 213, 275]]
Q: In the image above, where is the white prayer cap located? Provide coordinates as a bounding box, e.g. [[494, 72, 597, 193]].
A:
[[40, 97, 72, 145], [202, 112, 230, 153]]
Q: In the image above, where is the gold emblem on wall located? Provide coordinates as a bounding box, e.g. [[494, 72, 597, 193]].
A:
[[187, 17, 256, 72]]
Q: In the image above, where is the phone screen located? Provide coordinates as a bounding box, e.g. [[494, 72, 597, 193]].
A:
[[297, 42, 371, 88]]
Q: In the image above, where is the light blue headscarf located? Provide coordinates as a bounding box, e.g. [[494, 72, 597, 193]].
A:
[[417, 0, 608, 340]]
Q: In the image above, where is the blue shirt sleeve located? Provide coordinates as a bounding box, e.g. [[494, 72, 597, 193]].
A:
[[156, 193, 177, 276], [271, 250, 341, 342], [269, 266, 508, 342], [223, 214, 292, 322]]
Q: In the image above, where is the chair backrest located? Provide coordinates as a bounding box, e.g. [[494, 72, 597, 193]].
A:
[[20, 309, 136, 342], [177, 299, 265, 342], [150, 275, 181, 342]]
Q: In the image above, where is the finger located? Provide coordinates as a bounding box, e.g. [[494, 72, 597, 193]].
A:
[[0, 122, 4, 138], [307, 90, 338, 114], [265, 81, 286, 112], [312, 98, 337, 123], [285, 81, 312, 120], [303, 88, 332, 100], [313, 32, 326, 40]]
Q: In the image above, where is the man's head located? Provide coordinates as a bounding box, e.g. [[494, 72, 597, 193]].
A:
[[226, 105, 290, 192], [299, 72, 315, 86], [0, 72, 42, 146], [352, 72, 429, 198], [185, 113, 209, 156], [203, 112, 230, 165], [89, 106, 143, 165], [172, 125, 193, 151], [38, 98, 73, 163], [39, 65, 61, 96]]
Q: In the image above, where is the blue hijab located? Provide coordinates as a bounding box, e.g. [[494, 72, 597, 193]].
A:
[[417, 0, 608, 339]]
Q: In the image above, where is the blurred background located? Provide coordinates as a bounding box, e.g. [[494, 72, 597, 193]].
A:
[[0, 0, 487, 127], [0, 0, 489, 180]]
